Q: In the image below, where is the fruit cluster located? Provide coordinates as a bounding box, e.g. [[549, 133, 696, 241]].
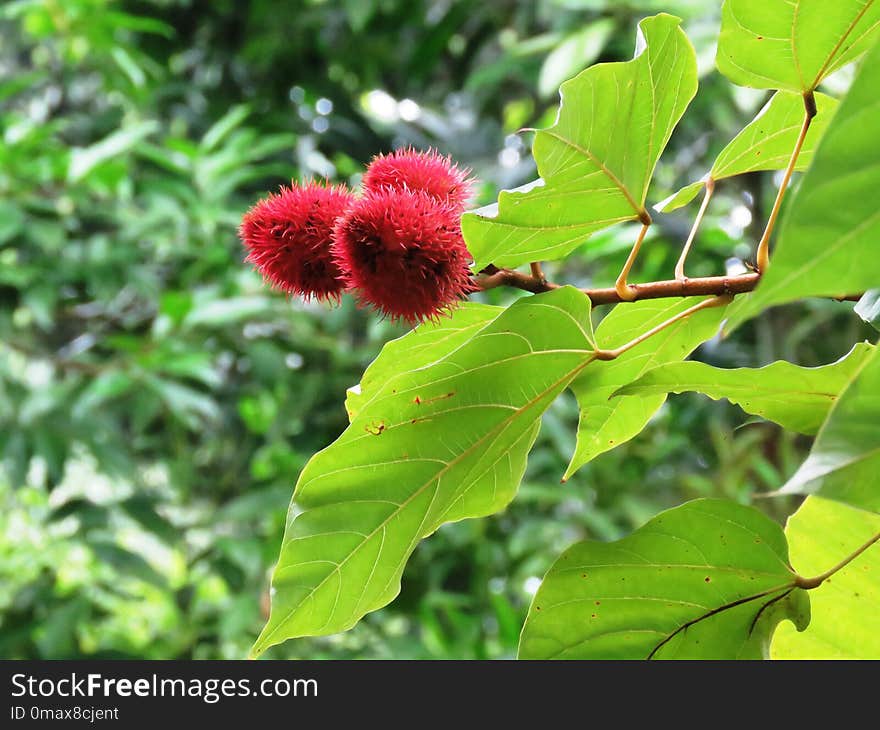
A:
[[238, 149, 474, 324]]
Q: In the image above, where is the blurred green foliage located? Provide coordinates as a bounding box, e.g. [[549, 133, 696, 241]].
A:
[[0, 0, 873, 659]]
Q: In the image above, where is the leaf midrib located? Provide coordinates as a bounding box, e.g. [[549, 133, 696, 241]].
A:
[[807, 0, 877, 89], [255, 346, 599, 652], [541, 129, 644, 216]]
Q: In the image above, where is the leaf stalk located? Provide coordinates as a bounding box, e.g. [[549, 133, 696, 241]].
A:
[[755, 93, 816, 273]]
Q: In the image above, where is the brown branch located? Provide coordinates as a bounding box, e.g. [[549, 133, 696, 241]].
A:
[[475, 267, 560, 294], [476, 269, 760, 303], [474, 269, 863, 306], [586, 274, 760, 304]]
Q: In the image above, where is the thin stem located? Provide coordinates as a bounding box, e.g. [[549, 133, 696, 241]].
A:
[[592, 295, 731, 361], [474, 268, 558, 294], [755, 92, 816, 273], [675, 178, 715, 280], [796, 530, 880, 590], [615, 222, 651, 301], [530, 262, 546, 285]]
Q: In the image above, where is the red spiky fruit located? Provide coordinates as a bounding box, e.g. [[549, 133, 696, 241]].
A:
[[361, 148, 472, 210], [239, 181, 354, 300], [333, 188, 474, 324]]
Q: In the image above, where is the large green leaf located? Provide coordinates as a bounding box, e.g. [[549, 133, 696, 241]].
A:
[[519, 499, 810, 659], [727, 38, 880, 329], [656, 91, 838, 213], [716, 0, 880, 92], [613, 342, 875, 435], [564, 298, 725, 480], [345, 303, 502, 421], [779, 346, 880, 513], [253, 287, 598, 656], [772, 497, 880, 659], [462, 14, 697, 270]]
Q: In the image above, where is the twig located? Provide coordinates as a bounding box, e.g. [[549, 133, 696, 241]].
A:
[[530, 262, 547, 285], [476, 269, 758, 302], [474, 268, 863, 306]]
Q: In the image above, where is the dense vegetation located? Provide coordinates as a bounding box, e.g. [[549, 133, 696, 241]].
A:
[[2, 0, 876, 659]]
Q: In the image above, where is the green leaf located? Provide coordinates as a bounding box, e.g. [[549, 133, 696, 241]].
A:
[[716, 0, 880, 92], [200, 105, 251, 153], [253, 287, 597, 656], [855, 289, 880, 331], [656, 91, 838, 213], [772, 497, 880, 659], [519, 499, 809, 659], [144, 376, 220, 430], [105, 10, 175, 38], [73, 370, 134, 420], [613, 341, 875, 435], [727, 38, 880, 329], [538, 19, 615, 98], [0, 200, 25, 244], [344, 0, 377, 31], [779, 346, 880, 513], [345, 303, 502, 421], [68, 121, 159, 182], [462, 14, 697, 270], [182, 296, 274, 329], [565, 297, 725, 480], [654, 180, 704, 214], [88, 541, 168, 589]]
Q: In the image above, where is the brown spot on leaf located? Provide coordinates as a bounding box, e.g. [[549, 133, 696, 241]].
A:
[[418, 391, 456, 405]]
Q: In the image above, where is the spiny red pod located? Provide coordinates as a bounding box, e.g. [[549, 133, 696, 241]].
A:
[[361, 148, 473, 210], [239, 181, 354, 300], [333, 188, 474, 324]]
